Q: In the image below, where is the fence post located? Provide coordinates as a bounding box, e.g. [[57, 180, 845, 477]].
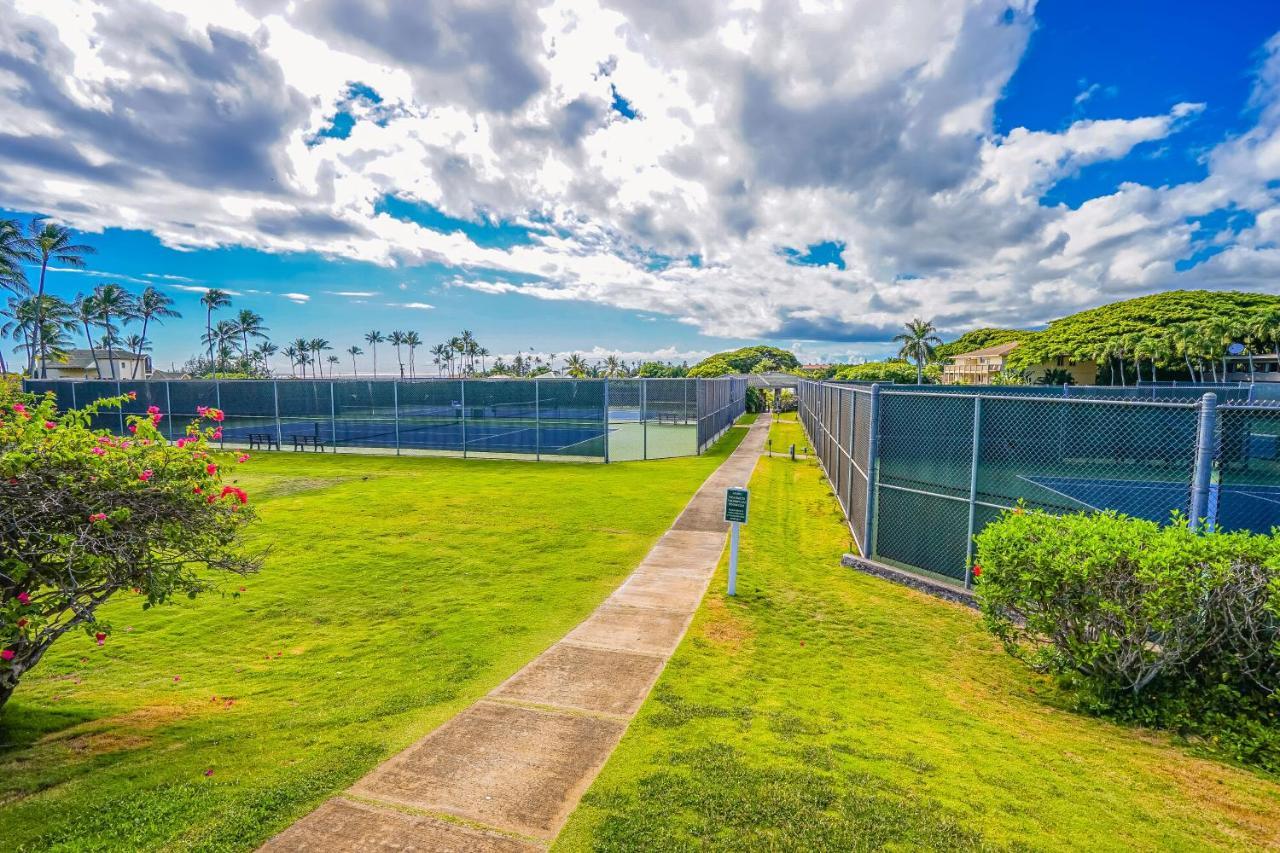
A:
[[642, 379, 648, 461], [164, 381, 173, 440], [964, 396, 983, 589], [863, 383, 882, 558], [1189, 392, 1218, 531], [393, 381, 401, 456], [846, 389, 857, 518], [695, 380, 701, 455], [535, 379, 541, 461], [273, 380, 282, 450], [603, 378, 610, 464], [329, 381, 337, 454], [116, 378, 124, 435], [70, 381, 77, 411], [461, 379, 467, 459]]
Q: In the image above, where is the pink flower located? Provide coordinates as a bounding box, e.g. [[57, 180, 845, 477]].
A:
[[12, 403, 26, 414], [219, 486, 248, 504], [203, 768, 214, 777], [237, 454, 249, 463], [17, 618, 27, 628], [151, 413, 163, 425], [16, 592, 30, 605], [91, 447, 106, 456], [196, 406, 208, 416], [211, 428, 223, 440], [98, 436, 112, 444], [43, 421, 56, 430], [193, 486, 202, 494], [209, 408, 225, 422], [147, 405, 160, 415], [1, 650, 13, 661], [89, 512, 107, 522], [128, 423, 138, 434], [173, 675, 181, 682], [138, 470, 154, 482], [206, 463, 218, 475], [95, 632, 106, 646]]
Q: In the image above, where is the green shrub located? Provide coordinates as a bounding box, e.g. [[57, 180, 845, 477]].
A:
[[974, 508, 1280, 771], [1, 385, 260, 708]]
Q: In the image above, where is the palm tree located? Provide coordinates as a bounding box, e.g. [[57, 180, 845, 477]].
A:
[[1171, 324, 1202, 382], [459, 329, 476, 374], [346, 345, 364, 377], [123, 333, 151, 371], [448, 335, 464, 377], [12, 296, 76, 373], [22, 219, 94, 377], [255, 341, 278, 375], [603, 354, 623, 377], [1198, 318, 1233, 383], [132, 286, 180, 378], [0, 219, 31, 300], [204, 320, 239, 374], [282, 344, 300, 377], [389, 331, 407, 378], [92, 283, 133, 380], [309, 338, 332, 377], [327, 354, 340, 376], [200, 289, 232, 377], [1036, 367, 1075, 386], [289, 337, 311, 377], [404, 331, 422, 378], [478, 346, 490, 374], [430, 343, 448, 376], [892, 318, 942, 384], [565, 353, 589, 378], [364, 330, 385, 377], [71, 293, 104, 378], [233, 309, 268, 360], [1251, 309, 1280, 373]]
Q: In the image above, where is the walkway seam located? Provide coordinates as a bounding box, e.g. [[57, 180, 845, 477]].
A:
[[260, 415, 771, 851]]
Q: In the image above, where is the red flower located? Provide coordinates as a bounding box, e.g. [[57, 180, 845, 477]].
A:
[[219, 485, 248, 504], [173, 675, 181, 682], [211, 428, 223, 440], [128, 423, 138, 434], [95, 632, 107, 646], [147, 405, 160, 415], [17, 618, 27, 628], [209, 408, 225, 422], [138, 469, 154, 482], [203, 768, 214, 777], [972, 565, 982, 578], [1, 650, 13, 661], [89, 512, 107, 522], [43, 421, 56, 430], [206, 495, 217, 504], [237, 454, 249, 463], [193, 486, 202, 494], [206, 463, 218, 475], [16, 592, 30, 605], [12, 403, 26, 414], [127, 391, 137, 400]]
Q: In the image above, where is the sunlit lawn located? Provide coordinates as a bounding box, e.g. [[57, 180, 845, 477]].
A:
[[0, 433, 744, 851], [555, 413, 1280, 851]]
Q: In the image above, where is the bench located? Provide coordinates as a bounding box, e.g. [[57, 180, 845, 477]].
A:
[[248, 433, 280, 451], [292, 435, 327, 452]]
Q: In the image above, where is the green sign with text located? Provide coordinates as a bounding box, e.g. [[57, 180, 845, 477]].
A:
[[724, 487, 749, 524]]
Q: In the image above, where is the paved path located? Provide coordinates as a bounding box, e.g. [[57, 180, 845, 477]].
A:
[[262, 415, 771, 851]]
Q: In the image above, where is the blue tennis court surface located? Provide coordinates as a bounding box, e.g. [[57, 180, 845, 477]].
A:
[[220, 418, 607, 455], [1023, 475, 1280, 534]]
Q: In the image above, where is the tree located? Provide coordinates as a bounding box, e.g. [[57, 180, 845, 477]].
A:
[[309, 338, 332, 378], [200, 289, 232, 378], [478, 347, 490, 374], [327, 354, 340, 375], [346, 345, 363, 376], [364, 331, 384, 378], [1036, 367, 1075, 386], [1171, 323, 1203, 382], [1251, 308, 1280, 371], [123, 334, 150, 367], [1199, 318, 1233, 383], [132, 287, 180, 379], [564, 353, 589, 378], [0, 219, 31, 302], [282, 344, 300, 377], [603, 354, 623, 377], [892, 318, 942, 384], [91, 283, 134, 381], [0, 388, 259, 708], [233, 309, 268, 361], [830, 360, 918, 383], [389, 331, 407, 378], [404, 331, 422, 378], [460, 329, 476, 375], [254, 341, 278, 375], [71, 293, 103, 379], [21, 220, 94, 377]]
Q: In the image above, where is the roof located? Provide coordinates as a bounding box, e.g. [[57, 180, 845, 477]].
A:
[[38, 348, 149, 368], [948, 341, 1021, 360]]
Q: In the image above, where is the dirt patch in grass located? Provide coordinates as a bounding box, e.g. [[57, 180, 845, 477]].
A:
[[700, 597, 754, 652], [251, 476, 357, 500]]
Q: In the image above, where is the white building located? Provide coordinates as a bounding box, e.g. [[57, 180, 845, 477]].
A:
[[34, 349, 153, 380]]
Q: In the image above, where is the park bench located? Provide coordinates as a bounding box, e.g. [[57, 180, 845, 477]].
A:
[[291, 435, 326, 452], [248, 433, 280, 451]]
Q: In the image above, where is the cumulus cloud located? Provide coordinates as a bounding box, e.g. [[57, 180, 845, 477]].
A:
[[2, 0, 1279, 346], [281, 292, 311, 303]]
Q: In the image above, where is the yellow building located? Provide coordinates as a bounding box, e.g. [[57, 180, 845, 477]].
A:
[[941, 341, 1097, 385]]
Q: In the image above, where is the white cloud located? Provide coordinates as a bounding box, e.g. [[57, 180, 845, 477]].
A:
[[395, 301, 434, 310], [281, 292, 311, 303], [325, 290, 378, 297], [169, 283, 243, 296], [1, 0, 1278, 346]]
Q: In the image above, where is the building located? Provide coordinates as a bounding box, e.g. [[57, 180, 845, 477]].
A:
[[34, 349, 153, 381], [941, 341, 1097, 385], [1226, 353, 1280, 382]]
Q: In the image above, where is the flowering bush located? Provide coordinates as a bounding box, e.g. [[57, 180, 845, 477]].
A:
[[974, 507, 1280, 770], [0, 384, 259, 708]]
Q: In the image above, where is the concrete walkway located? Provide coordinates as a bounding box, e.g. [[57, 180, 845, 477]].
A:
[[262, 415, 771, 851]]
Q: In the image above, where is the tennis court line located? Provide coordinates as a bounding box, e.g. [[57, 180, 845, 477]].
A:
[[1016, 474, 1100, 510]]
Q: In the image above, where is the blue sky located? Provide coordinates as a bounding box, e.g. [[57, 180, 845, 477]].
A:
[[4, 0, 1280, 371]]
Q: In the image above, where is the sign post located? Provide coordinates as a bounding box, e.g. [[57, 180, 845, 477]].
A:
[[724, 487, 749, 595]]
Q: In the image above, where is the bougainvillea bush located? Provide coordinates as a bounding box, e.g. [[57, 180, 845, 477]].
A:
[[974, 507, 1280, 771], [0, 384, 259, 708]]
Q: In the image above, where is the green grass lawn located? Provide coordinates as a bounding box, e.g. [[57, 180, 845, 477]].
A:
[[554, 415, 1280, 851], [0, 431, 744, 852]]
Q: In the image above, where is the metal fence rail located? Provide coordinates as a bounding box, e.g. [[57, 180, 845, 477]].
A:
[[23, 376, 746, 463], [799, 381, 1280, 587]]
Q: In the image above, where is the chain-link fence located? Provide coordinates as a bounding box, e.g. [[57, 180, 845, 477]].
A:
[[23, 377, 745, 463], [800, 380, 1280, 587]]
